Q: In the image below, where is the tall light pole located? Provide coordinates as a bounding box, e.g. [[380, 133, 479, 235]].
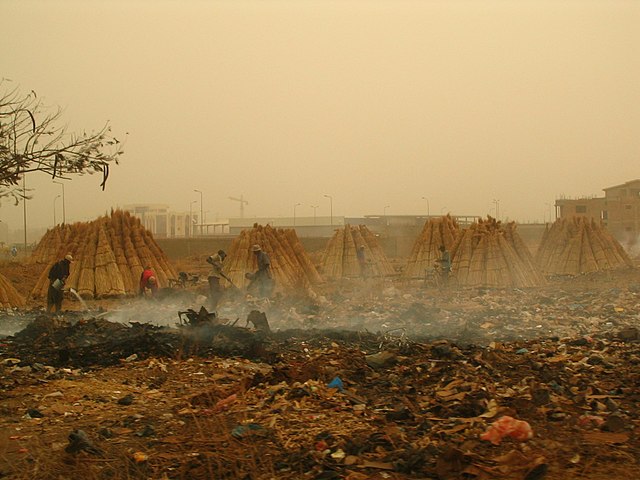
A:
[[53, 195, 61, 226], [493, 199, 500, 220], [421, 196, 430, 217], [22, 175, 27, 256], [189, 200, 197, 237], [293, 202, 301, 226], [310, 205, 318, 224], [53, 181, 66, 224], [194, 189, 203, 235], [383, 205, 390, 225], [323, 194, 333, 226]]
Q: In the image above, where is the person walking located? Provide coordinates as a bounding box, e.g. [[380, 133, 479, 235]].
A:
[[438, 245, 451, 287], [248, 244, 274, 297], [47, 254, 73, 312], [206, 249, 230, 310], [356, 245, 367, 279]]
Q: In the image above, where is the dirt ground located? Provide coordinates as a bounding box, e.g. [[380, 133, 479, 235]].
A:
[[0, 258, 639, 479]]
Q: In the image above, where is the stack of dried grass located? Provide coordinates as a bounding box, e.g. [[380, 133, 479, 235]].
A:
[[0, 273, 26, 308], [224, 224, 323, 291], [321, 224, 394, 279], [535, 217, 633, 275], [29, 224, 74, 264], [404, 215, 460, 278], [30, 210, 177, 299], [451, 216, 546, 288]]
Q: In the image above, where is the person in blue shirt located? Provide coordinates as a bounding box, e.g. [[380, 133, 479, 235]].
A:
[[438, 245, 451, 287]]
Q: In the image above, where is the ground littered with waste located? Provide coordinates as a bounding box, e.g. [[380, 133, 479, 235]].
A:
[[0, 267, 639, 479]]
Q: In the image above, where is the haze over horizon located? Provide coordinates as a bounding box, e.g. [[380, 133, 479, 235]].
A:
[[1, 0, 639, 233]]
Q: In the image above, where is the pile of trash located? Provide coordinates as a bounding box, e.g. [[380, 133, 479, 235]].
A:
[[1, 269, 640, 479], [1, 325, 639, 479], [3, 309, 276, 367]]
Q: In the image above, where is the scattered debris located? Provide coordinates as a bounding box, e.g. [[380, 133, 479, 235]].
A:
[[65, 429, 101, 455]]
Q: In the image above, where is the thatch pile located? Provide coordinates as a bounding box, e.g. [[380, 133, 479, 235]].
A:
[[224, 224, 323, 291], [403, 215, 460, 278], [0, 273, 26, 308], [321, 224, 394, 279], [30, 210, 177, 299], [535, 217, 633, 275], [451, 217, 546, 288]]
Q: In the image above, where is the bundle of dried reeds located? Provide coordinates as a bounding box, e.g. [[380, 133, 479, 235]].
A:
[[30, 210, 177, 299], [451, 216, 546, 288], [403, 215, 460, 278], [28, 224, 73, 265], [320, 224, 394, 279], [224, 224, 323, 291], [0, 272, 26, 308], [535, 217, 633, 276]]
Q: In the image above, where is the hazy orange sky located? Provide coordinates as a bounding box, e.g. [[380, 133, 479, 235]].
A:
[[2, 0, 639, 231]]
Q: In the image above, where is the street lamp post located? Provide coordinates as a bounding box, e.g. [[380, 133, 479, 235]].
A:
[[310, 205, 318, 224], [53, 181, 66, 224], [421, 197, 430, 217], [189, 200, 197, 237], [54, 195, 61, 226], [383, 205, 390, 225], [493, 199, 500, 220], [194, 189, 203, 235], [22, 175, 27, 256], [323, 194, 333, 226], [293, 203, 301, 227]]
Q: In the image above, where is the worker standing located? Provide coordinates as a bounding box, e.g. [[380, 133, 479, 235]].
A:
[[47, 254, 73, 312], [356, 245, 367, 279], [249, 244, 273, 297], [206, 249, 229, 310], [438, 245, 451, 287], [139, 266, 158, 298]]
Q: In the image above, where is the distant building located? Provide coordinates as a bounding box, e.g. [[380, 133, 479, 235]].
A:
[[228, 214, 480, 238], [556, 179, 640, 243], [123, 204, 198, 238]]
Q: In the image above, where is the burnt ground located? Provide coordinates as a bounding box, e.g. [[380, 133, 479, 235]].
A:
[[0, 265, 639, 479]]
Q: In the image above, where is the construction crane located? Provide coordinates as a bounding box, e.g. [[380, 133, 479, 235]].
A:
[[229, 194, 248, 218]]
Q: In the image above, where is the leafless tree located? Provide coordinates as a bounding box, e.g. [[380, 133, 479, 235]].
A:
[[0, 81, 124, 203]]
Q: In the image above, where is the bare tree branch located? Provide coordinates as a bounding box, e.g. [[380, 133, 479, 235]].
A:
[[0, 81, 124, 203]]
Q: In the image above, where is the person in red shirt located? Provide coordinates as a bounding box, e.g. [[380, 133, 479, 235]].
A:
[[139, 266, 158, 297]]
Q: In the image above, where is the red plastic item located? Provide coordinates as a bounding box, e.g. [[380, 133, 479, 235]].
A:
[[480, 416, 533, 445]]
